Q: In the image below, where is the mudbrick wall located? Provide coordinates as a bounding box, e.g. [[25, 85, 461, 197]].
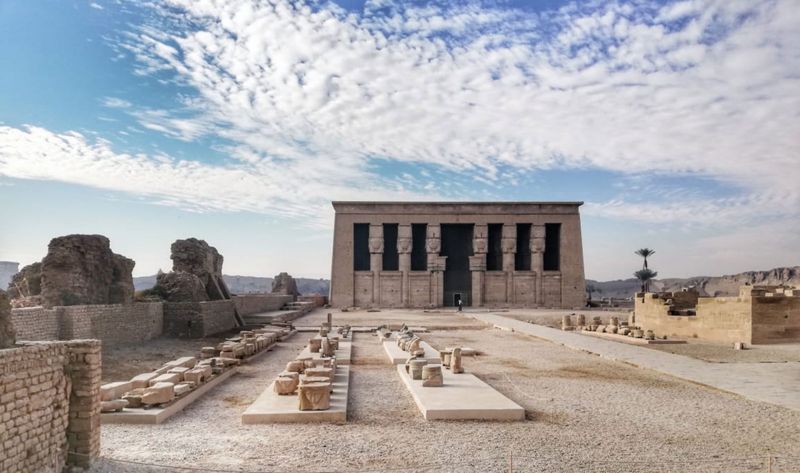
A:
[[0, 340, 101, 472], [11, 303, 163, 343], [163, 300, 238, 338], [232, 294, 294, 316]]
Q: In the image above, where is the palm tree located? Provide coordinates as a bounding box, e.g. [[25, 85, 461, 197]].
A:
[[634, 268, 658, 293], [635, 248, 656, 270]]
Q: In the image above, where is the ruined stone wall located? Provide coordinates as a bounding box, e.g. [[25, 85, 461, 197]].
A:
[[635, 292, 752, 344], [163, 300, 237, 338], [39, 235, 135, 308], [232, 294, 293, 316], [751, 295, 800, 344], [10, 303, 163, 343], [10, 306, 60, 340], [0, 340, 101, 472], [57, 303, 163, 343]]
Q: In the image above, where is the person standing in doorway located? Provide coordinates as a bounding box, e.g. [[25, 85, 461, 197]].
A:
[[457, 298, 463, 312]]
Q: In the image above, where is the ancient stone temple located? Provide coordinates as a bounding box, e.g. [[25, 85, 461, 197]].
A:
[[330, 202, 586, 308]]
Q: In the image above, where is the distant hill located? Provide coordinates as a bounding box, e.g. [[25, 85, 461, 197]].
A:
[[588, 266, 800, 299], [133, 274, 330, 296]]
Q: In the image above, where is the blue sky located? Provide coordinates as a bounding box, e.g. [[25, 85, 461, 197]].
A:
[[0, 0, 798, 281]]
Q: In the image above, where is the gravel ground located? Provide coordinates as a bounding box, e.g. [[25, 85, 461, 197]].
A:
[[643, 339, 800, 363], [93, 327, 800, 473]]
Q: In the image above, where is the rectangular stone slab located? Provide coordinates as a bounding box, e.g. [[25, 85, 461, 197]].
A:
[[296, 340, 352, 366], [101, 368, 238, 424], [396, 365, 525, 421], [383, 339, 440, 365], [241, 365, 350, 424]]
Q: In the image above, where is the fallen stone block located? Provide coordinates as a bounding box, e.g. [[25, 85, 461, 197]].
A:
[[149, 373, 181, 386], [101, 399, 129, 413], [142, 382, 175, 405], [122, 389, 144, 408], [130, 372, 161, 389], [174, 383, 193, 396], [101, 381, 133, 401]]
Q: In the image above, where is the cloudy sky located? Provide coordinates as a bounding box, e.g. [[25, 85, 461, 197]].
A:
[[0, 0, 798, 281]]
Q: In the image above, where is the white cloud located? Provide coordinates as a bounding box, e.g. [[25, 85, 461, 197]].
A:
[[90, 2, 104, 11], [0, 125, 449, 226], [2, 0, 799, 230]]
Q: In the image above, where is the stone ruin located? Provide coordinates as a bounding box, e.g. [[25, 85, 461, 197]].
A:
[[147, 238, 238, 304], [395, 324, 467, 388], [0, 290, 15, 348], [100, 325, 293, 414], [273, 317, 350, 411], [271, 272, 300, 298], [5, 235, 135, 308]]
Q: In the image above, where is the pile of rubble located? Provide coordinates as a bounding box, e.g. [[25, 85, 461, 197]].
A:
[[100, 325, 294, 414], [273, 316, 349, 411], [562, 314, 667, 341]]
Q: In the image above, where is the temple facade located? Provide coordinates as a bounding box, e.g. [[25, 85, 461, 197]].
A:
[[329, 202, 586, 309]]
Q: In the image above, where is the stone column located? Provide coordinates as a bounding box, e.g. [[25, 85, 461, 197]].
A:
[[66, 340, 102, 469], [501, 224, 517, 304], [470, 224, 488, 307], [397, 224, 412, 307], [368, 224, 383, 306], [531, 224, 545, 306], [426, 224, 446, 307]]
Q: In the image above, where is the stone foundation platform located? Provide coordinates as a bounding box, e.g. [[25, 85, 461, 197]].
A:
[[396, 364, 524, 421], [241, 365, 350, 424]]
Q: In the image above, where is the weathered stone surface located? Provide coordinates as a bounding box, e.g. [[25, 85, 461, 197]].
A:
[[101, 381, 133, 401], [39, 234, 135, 307], [171, 238, 228, 299], [154, 270, 209, 302], [0, 290, 16, 348], [130, 372, 160, 389], [101, 399, 128, 413], [272, 272, 300, 297], [298, 382, 331, 410], [142, 382, 175, 405], [421, 364, 444, 387]]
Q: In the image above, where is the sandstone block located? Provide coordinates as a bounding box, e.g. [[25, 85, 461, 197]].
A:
[[100, 381, 132, 401], [174, 383, 193, 396], [142, 382, 174, 405], [100, 399, 128, 413], [130, 372, 160, 389], [149, 373, 181, 386]]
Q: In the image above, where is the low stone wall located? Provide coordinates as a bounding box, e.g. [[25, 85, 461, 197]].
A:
[[10, 303, 163, 343], [10, 306, 60, 340], [58, 303, 163, 343], [635, 289, 800, 344], [163, 300, 238, 338], [751, 295, 800, 343], [0, 340, 101, 472], [232, 294, 294, 316]]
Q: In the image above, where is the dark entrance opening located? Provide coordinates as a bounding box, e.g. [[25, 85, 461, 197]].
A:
[[441, 224, 473, 306], [454, 293, 462, 306]]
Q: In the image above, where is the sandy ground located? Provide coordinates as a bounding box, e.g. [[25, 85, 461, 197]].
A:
[[299, 308, 487, 330], [92, 311, 800, 473], [643, 339, 800, 363]]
